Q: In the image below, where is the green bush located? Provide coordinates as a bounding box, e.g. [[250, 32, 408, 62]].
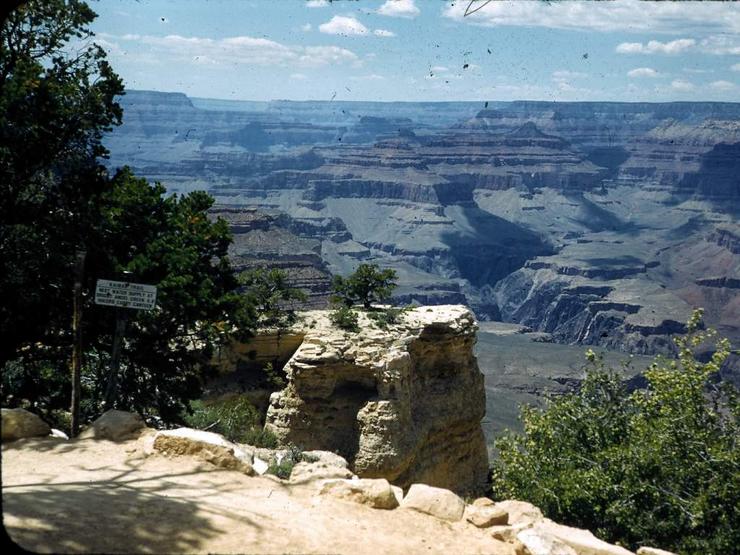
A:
[[331, 263, 398, 309], [490, 310, 738, 554], [183, 397, 277, 448], [266, 444, 306, 479], [329, 306, 360, 333], [367, 306, 408, 329]]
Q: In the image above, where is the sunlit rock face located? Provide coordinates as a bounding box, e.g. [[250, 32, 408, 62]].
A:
[[264, 305, 489, 495]]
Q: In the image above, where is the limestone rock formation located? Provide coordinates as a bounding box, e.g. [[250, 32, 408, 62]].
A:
[[488, 499, 635, 555], [400, 483, 466, 522], [319, 478, 399, 510], [1, 408, 50, 442], [290, 450, 356, 483], [150, 428, 255, 475], [79, 410, 145, 441], [465, 504, 509, 528], [264, 305, 489, 494], [636, 548, 677, 555]]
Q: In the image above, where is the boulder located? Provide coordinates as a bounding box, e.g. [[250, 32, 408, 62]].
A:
[[490, 524, 531, 543], [465, 504, 509, 528], [290, 461, 355, 483], [290, 450, 355, 483], [637, 549, 676, 555], [517, 527, 578, 555], [494, 499, 544, 526], [400, 484, 465, 522], [79, 410, 145, 441], [151, 428, 254, 475], [537, 521, 634, 555], [472, 497, 496, 508], [1, 408, 50, 441], [319, 478, 399, 510]]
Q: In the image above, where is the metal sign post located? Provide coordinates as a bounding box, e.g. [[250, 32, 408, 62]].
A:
[[95, 278, 157, 409]]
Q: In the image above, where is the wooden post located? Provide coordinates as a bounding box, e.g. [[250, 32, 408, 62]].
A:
[[103, 303, 128, 410], [103, 272, 133, 410], [70, 250, 86, 438]]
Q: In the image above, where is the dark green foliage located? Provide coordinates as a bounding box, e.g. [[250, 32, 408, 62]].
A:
[[0, 2, 258, 427], [239, 267, 307, 328], [1, 0, 123, 365], [331, 263, 397, 309], [183, 397, 277, 448], [329, 306, 359, 333], [491, 310, 738, 554], [367, 306, 409, 329]]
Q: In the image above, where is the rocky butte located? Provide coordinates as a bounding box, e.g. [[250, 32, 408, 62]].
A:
[[213, 305, 489, 495]]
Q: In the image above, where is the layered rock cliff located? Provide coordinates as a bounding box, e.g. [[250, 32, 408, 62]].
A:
[[263, 305, 489, 495], [104, 91, 740, 359]]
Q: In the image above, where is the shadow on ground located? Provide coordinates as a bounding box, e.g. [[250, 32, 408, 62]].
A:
[[2, 455, 263, 553]]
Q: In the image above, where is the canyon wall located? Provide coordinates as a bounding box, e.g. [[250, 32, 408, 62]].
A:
[[105, 91, 740, 358]]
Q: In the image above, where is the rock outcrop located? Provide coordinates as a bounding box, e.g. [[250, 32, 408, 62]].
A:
[[1, 408, 50, 442], [264, 305, 489, 495], [150, 428, 256, 475]]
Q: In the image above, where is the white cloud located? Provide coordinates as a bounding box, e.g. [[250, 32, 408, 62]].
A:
[[373, 29, 395, 37], [290, 73, 308, 80], [627, 67, 659, 78], [350, 74, 385, 81], [299, 45, 362, 67], [301, 23, 312, 32], [709, 80, 736, 91], [683, 67, 713, 74], [699, 35, 740, 55], [616, 39, 695, 55], [378, 0, 420, 19], [671, 79, 695, 91], [319, 15, 368, 36], [431, 65, 449, 73], [107, 33, 359, 68], [732, 63, 740, 72], [552, 70, 587, 80], [442, 0, 739, 33], [306, 0, 328, 7]]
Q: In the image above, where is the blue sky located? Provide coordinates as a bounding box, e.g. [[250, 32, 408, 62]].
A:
[[89, 0, 740, 102]]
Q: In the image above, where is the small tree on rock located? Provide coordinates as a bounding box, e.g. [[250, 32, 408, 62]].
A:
[[331, 264, 398, 309]]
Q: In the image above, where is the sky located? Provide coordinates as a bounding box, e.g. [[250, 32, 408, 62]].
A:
[[89, 0, 740, 102]]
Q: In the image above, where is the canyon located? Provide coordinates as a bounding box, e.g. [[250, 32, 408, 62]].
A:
[[104, 91, 740, 412]]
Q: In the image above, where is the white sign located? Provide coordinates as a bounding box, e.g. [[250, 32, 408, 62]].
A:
[[95, 279, 157, 310]]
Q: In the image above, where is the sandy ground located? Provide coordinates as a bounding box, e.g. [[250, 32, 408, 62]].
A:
[[2, 432, 514, 554]]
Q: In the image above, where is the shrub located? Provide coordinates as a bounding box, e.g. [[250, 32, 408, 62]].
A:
[[183, 396, 278, 448], [329, 306, 360, 333], [266, 443, 306, 479], [490, 310, 738, 554], [367, 306, 408, 329], [331, 263, 398, 309], [240, 267, 307, 328]]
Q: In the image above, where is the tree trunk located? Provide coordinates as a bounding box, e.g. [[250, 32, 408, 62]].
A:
[[70, 250, 86, 437]]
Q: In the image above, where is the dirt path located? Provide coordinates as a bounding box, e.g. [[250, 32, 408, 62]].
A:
[[2, 432, 513, 554]]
